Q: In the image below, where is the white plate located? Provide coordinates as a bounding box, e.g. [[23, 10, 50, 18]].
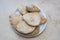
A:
[[13, 4, 47, 38]]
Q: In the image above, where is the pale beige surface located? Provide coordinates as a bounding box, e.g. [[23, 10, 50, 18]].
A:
[[0, 0, 60, 40]]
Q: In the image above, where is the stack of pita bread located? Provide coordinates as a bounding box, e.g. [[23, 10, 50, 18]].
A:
[[9, 4, 47, 36]]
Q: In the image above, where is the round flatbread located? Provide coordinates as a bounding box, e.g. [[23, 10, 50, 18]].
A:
[[16, 21, 36, 34], [23, 13, 41, 26]]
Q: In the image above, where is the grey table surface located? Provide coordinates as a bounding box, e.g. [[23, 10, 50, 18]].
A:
[[0, 0, 60, 40]]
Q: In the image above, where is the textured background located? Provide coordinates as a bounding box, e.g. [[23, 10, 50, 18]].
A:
[[0, 0, 60, 40]]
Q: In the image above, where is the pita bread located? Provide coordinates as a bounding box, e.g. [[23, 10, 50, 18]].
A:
[[16, 21, 36, 34], [23, 13, 41, 26]]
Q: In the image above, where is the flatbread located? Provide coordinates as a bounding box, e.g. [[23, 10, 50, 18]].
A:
[[16, 21, 36, 34], [23, 13, 41, 26]]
